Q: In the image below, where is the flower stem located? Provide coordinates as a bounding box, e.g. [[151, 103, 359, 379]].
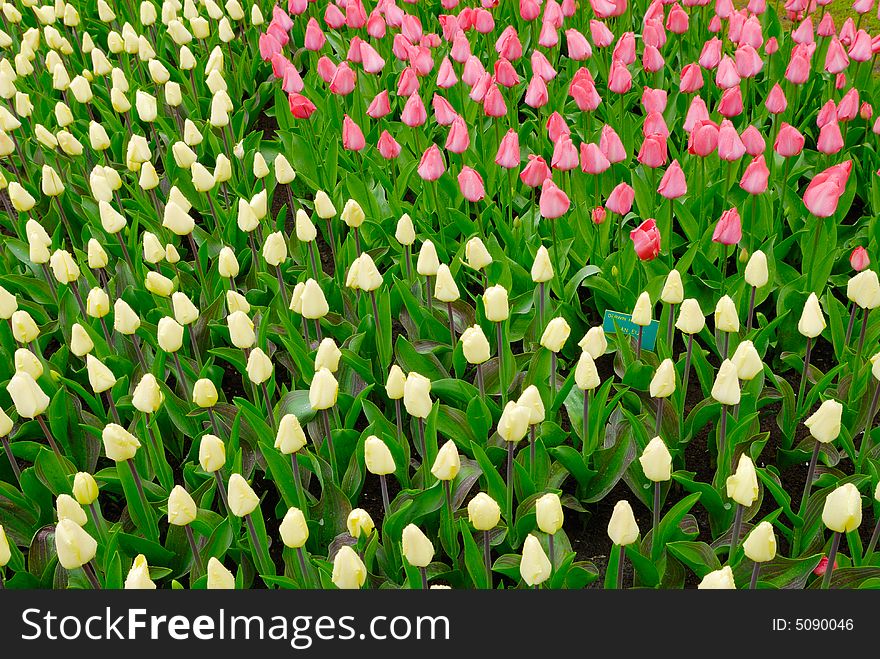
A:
[[321, 408, 337, 478], [1, 436, 21, 485], [419, 566, 428, 589], [244, 513, 273, 576], [582, 391, 590, 456], [821, 532, 841, 589], [446, 302, 456, 349], [800, 441, 821, 515], [746, 286, 757, 333], [796, 337, 812, 416], [37, 416, 65, 464], [497, 322, 507, 405], [379, 474, 390, 519], [652, 481, 661, 559], [483, 530, 492, 589], [729, 503, 743, 561], [506, 441, 515, 525], [749, 562, 761, 589], [185, 524, 204, 575], [291, 453, 307, 514], [213, 471, 230, 515], [83, 561, 102, 590]]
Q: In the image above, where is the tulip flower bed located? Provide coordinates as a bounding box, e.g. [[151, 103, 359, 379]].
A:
[[2, 0, 880, 594]]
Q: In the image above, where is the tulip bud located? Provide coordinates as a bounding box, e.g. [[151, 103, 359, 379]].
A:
[[102, 423, 140, 462], [309, 368, 338, 410], [641, 436, 673, 482], [467, 492, 501, 530], [608, 500, 640, 546], [199, 434, 226, 472], [714, 295, 740, 332], [650, 359, 676, 398], [145, 271, 174, 297], [434, 264, 459, 303], [280, 507, 309, 547], [461, 325, 491, 364], [275, 414, 307, 454], [822, 482, 862, 533], [726, 454, 758, 506], [517, 385, 545, 425], [465, 237, 493, 271], [172, 292, 199, 326], [50, 250, 80, 284], [246, 347, 273, 384], [355, 253, 383, 291], [0, 285, 16, 319], [11, 310, 39, 344], [744, 250, 769, 288], [227, 290, 250, 314], [341, 199, 365, 228], [7, 371, 49, 418], [402, 523, 434, 567], [847, 270, 880, 310], [114, 299, 141, 334], [315, 338, 342, 373], [207, 557, 235, 589], [123, 553, 157, 590], [347, 508, 375, 538], [805, 399, 843, 444], [417, 241, 440, 276], [698, 565, 736, 589], [86, 354, 116, 394], [520, 534, 552, 586], [675, 298, 705, 335], [86, 288, 110, 319], [57, 493, 88, 526], [167, 485, 197, 526], [314, 190, 336, 218], [660, 270, 684, 305], [711, 359, 741, 406], [294, 210, 317, 243], [403, 372, 432, 418], [157, 316, 184, 353], [483, 285, 509, 322], [163, 201, 195, 236], [331, 545, 366, 589], [217, 246, 240, 278], [73, 472, 99, 506], [575, 350, 601, 391], [631, 291, 652, 326], [531, 245, 553, 283], [743, 521, 777, 563], [14, 348, 42, 380], [262, 231, 288, 266], [431, 440, 461, 481], [798, 293, 826, 338], [143, 232, 165, 264], [540, 317, 570, 352], [300, 279, 329, 319], [0, 525, 8, 567], [55, 518, 97, 570], [227, 474, 260, 517], [385, 365, 406, 400], [395, 213, 416, 245], [579, 326, 607, 359], [498, 401, 530, 443], [364, 435, 395, 475], [535, 492, 564, 534], [731, 340, 763, 380], [274, 155, 296, 184], [227, 311, 255, 349]]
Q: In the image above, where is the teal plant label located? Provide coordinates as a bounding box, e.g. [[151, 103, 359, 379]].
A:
[[602, 310, 660, 351]]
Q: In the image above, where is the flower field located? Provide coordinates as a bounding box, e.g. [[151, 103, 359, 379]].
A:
[[0, 0, 879, 591]]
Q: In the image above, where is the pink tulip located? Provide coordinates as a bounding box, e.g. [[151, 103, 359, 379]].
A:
[[642, 87, 668, 114], [740, 126, 765, 156], [642, 44, 665, 72], [741, 15, 764, 46], [496, 130, 521, 169], [482, 84, 506, 117], [551, 135, 579, 171], [803, 160, 852, 217], [288, 93, 316, 119], [496, 26, 523, 60], [817, 120, 844, 154], [458, 167, 486, 202], [590, 20, 615, 47], [658, 160, 687, 199], [367, 11, 386, 38], [718, 86, 743, 118], [630, 219, 661, 261], [329, 62, 356, 96], [715, 57, 741, 89], [521, 0, 542, 20], [606, 182, 635, 215], [712, 208, 742, 245], [436, 57, 458, 88], [304, 18, 326, 51], [825, 38, 850, 74], [470, 72, 492, 103], [600, 124, 627, 163], [366, 91, 391, 119], [580, 143, 611, 174], [418, 145, 446, 181], [608, 60, 633, 94], [740, 155, 770, 194], [342, 115, 365, 152], [838, 88, 860, 122], [531, 50, 558, 81], [401, 93, 427, 127], [546, 112, 570, 143], [735, 44, 764, 78], [679, 63, 704, 93], [566, 29, 592, 60], [785, 51, 811, 84], [765, 83, 788, 114], [813, 556, 839, 576], [401, 14, 422, 41], [683, 96, 709, 132], [524, 75, 549, 108], [474, 8, 495, 33], [774, 123, 805, 157], [347, 37, 364, 64], [688, 120, 720, 156], [861, 102, 874, 120], [792, 17, 814, 44], [765, 37, 779, 55], [851, 246, 870, 271], [445, 115, 470, 153], [699, 37, 723, 69], [850, 30, 873, 62], [521, 154, 551, 187], [494, 59, 520, 87], [377, 131, 401, 159], [592, 206, 607, 224], [666, 3, 689, 32], [539, 178, 570, 219], [323, 4, 345, 29], [643, 111, 669, 139], [345, 0, 367, 28], [432, 94, 458, 126], [288, 0, 308, 15], [718, 120, 746, 161], [817, 99, 837, 128], [450, 32, 470, 63], [570, 78, 601, 111], [637, 133, 668, 168]]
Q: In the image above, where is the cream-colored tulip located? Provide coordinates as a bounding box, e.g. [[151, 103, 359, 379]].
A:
[[497, 401, 530, 443], [395, 213, 416, 245], [431, 440, 460, 481], [227, 310, 255, 349], [714, 295, 740, 333], [417, 240, 440, 276], [207, 557, 235, 589], [607, 500, 639, 545], [158, 316, 184, 353], [798, 293, 826, 338], [467, 492, 500, 530], [347, 508, 374, 538], [54, 518, 97, 570], [726, 454, 758, 507], [167, 485, 197, 526], [434, 264, 459, 303], [847, 270, 880, 309], [530, 245, 553, 283], [280, 507, 309, 547], [465, 237, 493, 271], [698, 565, 736, 589], [822, 482, 863, 533], [639, 436, 672, 482], [403, 372, 432, 418], [743, 521, 777, 563], [461, 325, 491, 364], [649, 359, 676, 398], [73, 472, 99, 506], [631, 292, 652, 326], [145, 271, 174, 297], [575, 350, 600, 391], [246, 347, 273, 384], [14, 348, 42, 380], [535, 492, 563, 534], [314, 190, 336, 218], [385, 365, 406, 400], [483, 285, 509, 322], [331, 545, 366, 589], [227, 474, 260, 517], [199, 434, 226, 472], [660, 270, 684, 305], [731, 340, 763, 380], [520, 534, 551, 586], [517, 385, 545, 425], [711, 359, 741, 406], [6, 372, 49, 418], [102, 423, 140, 462], [86, 354, 116, 393], [675, 299, 705, 335], [275, 414, 307, 454], [401, 524, 434, 567], [540, 317, 570, 352], [579, 326, 607, 359], [744, 250, 769, 288], [57, 494, 88, 526], [341, 199, 365, 228], [309, 368, 338, 410], [805, 399, 842, 444], [364, 435, 395, 475]]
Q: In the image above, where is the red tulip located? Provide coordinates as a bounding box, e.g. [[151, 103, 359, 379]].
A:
[[418, 145, 446, 181], [630, 219, 661, 260], [539, 178, 570, 219], [712, 208, 742, 245], [851, 246, 870, 271], [813, 556, 838, 576], [658, 160, 687, 199], [803, 160, 852, 217]]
